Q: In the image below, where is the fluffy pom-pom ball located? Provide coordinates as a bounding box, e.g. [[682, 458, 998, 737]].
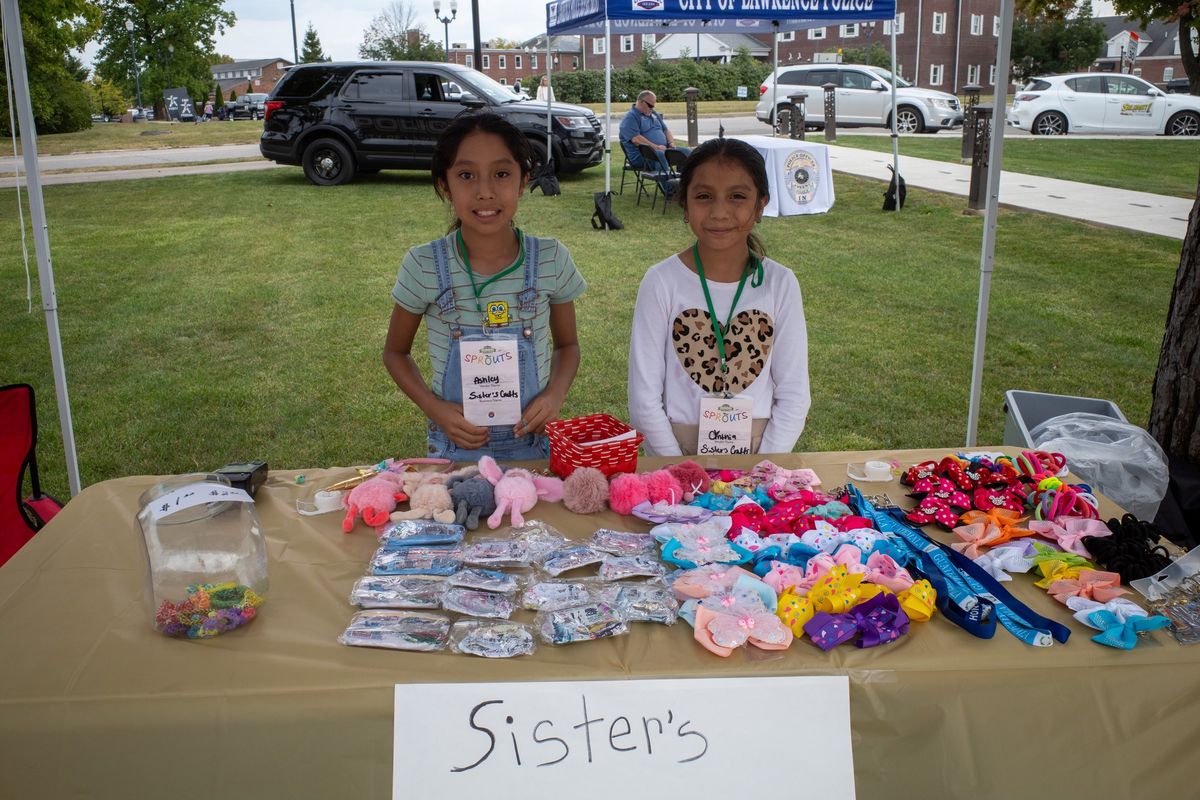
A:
[[667, 460, 711, 500], [562, 467, 610, 514], [644, 470, 685, 505], [608, 472, 649, 516]]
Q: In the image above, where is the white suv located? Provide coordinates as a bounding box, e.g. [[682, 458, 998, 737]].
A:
[[755, 64, 963, 133]]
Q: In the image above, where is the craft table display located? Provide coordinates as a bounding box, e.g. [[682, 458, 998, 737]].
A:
[[1, 448, 1195, 800], [740, 134, 835, 218]]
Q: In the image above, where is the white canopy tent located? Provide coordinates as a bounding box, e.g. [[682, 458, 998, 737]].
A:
[[542, 0, 1019, 447]]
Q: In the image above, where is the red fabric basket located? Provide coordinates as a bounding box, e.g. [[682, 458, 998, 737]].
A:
[[546, 414, 643, 479]]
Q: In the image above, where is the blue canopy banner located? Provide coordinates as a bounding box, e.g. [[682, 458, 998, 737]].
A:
[[546, 0, 896, 35]]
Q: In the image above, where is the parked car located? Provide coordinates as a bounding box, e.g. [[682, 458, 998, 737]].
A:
[[259, 61, 604, 185], [755, 64, 963, 134], [1165, 77, 1193, 94], [229, 92, 269, 120], [1010, 73, 1200, 135]]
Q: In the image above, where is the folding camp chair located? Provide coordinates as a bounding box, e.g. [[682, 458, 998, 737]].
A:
[[635, 144, 669, 208], [618, 151, 637, 195], [1, 383, 64, 566], [655, 147, 689, 214]]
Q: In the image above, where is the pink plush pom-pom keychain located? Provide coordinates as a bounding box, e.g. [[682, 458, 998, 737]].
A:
[[342, 472, 408, 532], [609, 472, 649, 516]]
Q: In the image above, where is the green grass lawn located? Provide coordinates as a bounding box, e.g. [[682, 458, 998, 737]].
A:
[[837, 134, 1200, 198], [0, 162, 1183, 500], [22, 119, 266, 155]]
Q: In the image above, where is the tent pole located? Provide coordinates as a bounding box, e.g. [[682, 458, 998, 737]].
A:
[[604, 18, 611, 194], [890, 23, 899, 209], [771, 24, 779, 137], [965, 0, 1015, 447], [1, 0, 82, 496], [545, 33, 552, 165]]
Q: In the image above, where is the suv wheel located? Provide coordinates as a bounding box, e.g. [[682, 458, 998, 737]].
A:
[[303, 138, 356, 186], [894, 106, 924, 134], [526, 138, 550, 175], [1166, 110, 1200, 136]]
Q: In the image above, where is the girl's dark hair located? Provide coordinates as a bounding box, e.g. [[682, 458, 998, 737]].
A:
[[431, 112, 534, 229], [677, 137, 770, 259]]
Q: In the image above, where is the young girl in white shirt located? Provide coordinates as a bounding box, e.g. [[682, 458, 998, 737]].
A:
[[627, 137, 811, 456]]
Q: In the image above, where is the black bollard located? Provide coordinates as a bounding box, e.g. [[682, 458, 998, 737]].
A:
[[787, 91, 808, 140], [822, 82, 838, 142], [960, 84, 982, 163], [967, 104, 993, 211], [684, 87, 699, 148]]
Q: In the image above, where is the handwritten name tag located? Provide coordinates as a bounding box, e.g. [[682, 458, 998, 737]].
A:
[[697, 395, 753, 455], [460, 338, 521, 426]]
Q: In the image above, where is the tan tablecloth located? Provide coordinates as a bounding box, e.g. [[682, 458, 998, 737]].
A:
[[1, 448, 1195, 799]]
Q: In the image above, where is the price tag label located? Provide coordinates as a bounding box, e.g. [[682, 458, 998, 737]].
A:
[[460, 338, 521, 426], [697, 395, 753, 455]]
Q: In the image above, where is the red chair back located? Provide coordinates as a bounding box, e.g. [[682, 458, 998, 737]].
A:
[[1, 384, 61, 566]]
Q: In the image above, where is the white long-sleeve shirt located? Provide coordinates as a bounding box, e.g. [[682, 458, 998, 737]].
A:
[[628, 254, 811, 456]]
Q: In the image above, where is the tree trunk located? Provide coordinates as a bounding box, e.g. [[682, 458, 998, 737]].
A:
[[1181, 15, 1200, 95], [1148, 167, 1200, 462]]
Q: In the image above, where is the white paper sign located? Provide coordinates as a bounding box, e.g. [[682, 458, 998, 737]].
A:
[[393, 676, 855, 799], [460, 338, 521, 426], [697, 395, 753, 455], [141, 483, 253, 522]]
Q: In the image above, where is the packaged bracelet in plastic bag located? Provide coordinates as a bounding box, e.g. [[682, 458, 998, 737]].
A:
[[599, 554, 667, 581], [349, 575, 448, 609], [536, 601, 628, 645], [370, 545, 462, 576], [596, 582, 679, 625], [590, 529, 657, 556], [509, 521, 570, 562], [540, 545, 606, 577], [442, 587, 515, 619], [338, 610, 450, 651], [448, 567, 522, 594], [378, 520, 465, 548], [461, 538, 532, 568], [521, 578, 599, 611], [450, 620, 537, 658]]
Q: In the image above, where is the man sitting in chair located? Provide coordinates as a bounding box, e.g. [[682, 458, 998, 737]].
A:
[[619, 90, 691, 179]]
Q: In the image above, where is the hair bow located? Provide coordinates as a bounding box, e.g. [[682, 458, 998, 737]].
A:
[[808, 564, 866, 614], [1029, 541, 1095, 570], [1084, 608, 1171, 650], [1033, 559, 1085, 589], [1047, 569, 1126, 604], [776, 587, 816, 637], [804, 592, 910, 650], [692, 594, 793, 656], [1028, 518, 1110, 558], [805, 500, 854, 519], [669, 563, 758, 599], [972, 542, 1036, 582], [864, 552, 915, 593], [762, 560, 809, 595], [896, 579, 937, 622], [951, 508, 1033, 559]]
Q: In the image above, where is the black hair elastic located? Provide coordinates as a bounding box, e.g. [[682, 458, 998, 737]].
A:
[[1081, 514, 1173, 582]]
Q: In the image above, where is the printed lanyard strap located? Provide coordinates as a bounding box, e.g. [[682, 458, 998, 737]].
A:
[[692, 242, 762, 373], [457, 228, 525, 317]]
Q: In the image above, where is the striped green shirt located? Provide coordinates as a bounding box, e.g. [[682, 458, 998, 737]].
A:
[[392, 232, 586, 396]]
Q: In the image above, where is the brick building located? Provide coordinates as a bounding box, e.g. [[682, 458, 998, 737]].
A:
[[1090, 17, 1189, 88], [209, 58, 294, 98], [446, 35, 585, 88]]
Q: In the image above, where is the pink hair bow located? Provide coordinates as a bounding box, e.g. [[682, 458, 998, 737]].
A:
[[1028, 518, 1111, 559], [762, 560, 810, 595], [864, 552, 915, 593], [830, 543, 868, 574], [669, 564, 758, 600], [1047, 569, 1127, 605]]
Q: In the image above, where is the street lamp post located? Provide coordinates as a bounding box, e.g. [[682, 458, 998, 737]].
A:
[[433, 0, 457, 62], [124, 18, 144, 119], [166, 44, 174, 89]]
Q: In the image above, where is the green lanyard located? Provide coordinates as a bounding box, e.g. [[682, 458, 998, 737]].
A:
[[692, 242, 763, 374], [456, 228, 525, 318]]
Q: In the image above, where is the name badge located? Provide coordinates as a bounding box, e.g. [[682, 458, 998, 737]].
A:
[[697, 395, 753, 455], [486, 301, 510, 325], [460, 339, 521, 426]]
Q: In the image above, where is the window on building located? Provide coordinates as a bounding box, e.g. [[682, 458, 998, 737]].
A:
[[572, 56, 579, 68], [971, 14, 983, 35], [988, 64, 996, 84], [482, 54, 490, 69], [930, 64, 944, 85], [621, 35, 633, 53], [1164, 66, 1175, 81], [933, 13, 947, 35], [500, 78, 507, 85], [593, 37, 606, 54], [840, 23, 859, 38], [515, 55, 522, 69], [465, 55, 473, 68], [531, 54, 538, 69], [808, 28, 826, 40], [642, 34, 656, 49], [498, 55, 506, 69], [967, 64, 980, 84], [883, 13, 905, 35], [993, 16, 1001, 36], [781, 31, 795, 41]]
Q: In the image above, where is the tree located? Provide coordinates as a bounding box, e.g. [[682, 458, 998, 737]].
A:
[[489, 38, 520, 50], [1149, 167, 1200, 463], [0, 0, 100, 135], [1114, 0, 1200, 94], [839, 42, 893, 69], [213, 85, 224, 109], [1011, 3, 1107, 82], [300, 22, 328, 63], [93, 0, 236, 119], [359, 1, 444, 61], [85, 76, 127, 119]]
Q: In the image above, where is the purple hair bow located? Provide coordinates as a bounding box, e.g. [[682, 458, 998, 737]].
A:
[[803, 592, 911, 651]]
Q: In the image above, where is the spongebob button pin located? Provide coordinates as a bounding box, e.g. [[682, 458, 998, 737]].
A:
[[486, 300, 510, 325]]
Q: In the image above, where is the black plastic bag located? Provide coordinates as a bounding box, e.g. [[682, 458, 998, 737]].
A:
[[591, 191, 623, 230], [528, 163, 561, 196], [883, 164, 906, 211]]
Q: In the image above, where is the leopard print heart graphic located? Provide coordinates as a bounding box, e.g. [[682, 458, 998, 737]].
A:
[[672, 308, 774, 394]]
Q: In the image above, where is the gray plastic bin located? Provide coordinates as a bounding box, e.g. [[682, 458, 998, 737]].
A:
[[1003, 390, 1126, 448]]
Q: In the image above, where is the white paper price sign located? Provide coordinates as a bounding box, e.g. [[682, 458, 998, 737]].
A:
[[393, 676, 855, 799], [697, 395, 753, 455], [460, 338, 521, 426]]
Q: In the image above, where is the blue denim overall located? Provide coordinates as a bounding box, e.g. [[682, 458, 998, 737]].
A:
[[426, 234, 550, 461]]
